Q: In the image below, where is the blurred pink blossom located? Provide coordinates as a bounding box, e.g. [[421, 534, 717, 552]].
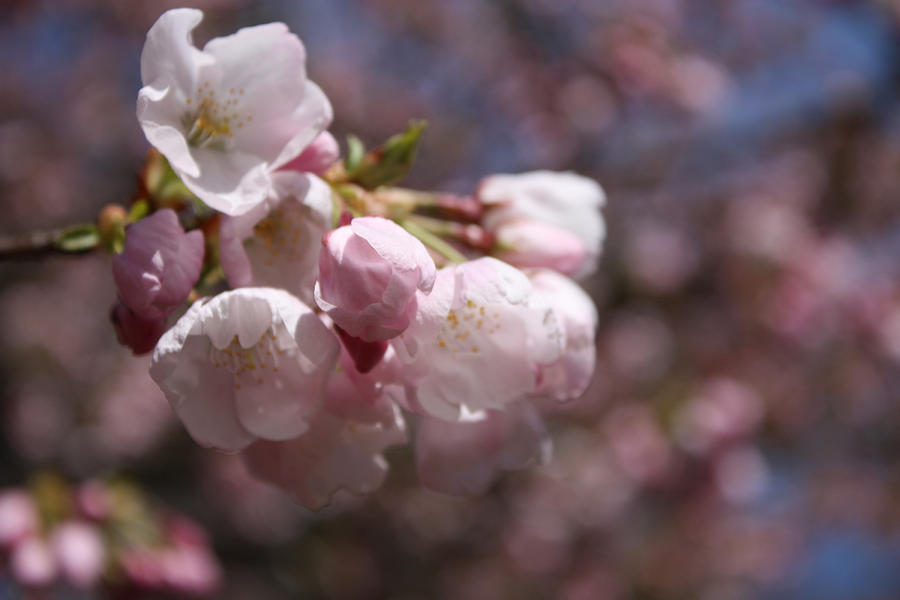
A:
[[415, 404, 550, 496], [51, 521, 106, 588], [674, 378, 764, 456], [0, 491, 38, 548], [10, 537, 57, 587]]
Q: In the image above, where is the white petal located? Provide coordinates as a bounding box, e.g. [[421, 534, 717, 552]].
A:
[[152, 334, 255, 452], [204, 24, 331, 168], [182, 148, 271, 216], [140, 8, 210, 94]]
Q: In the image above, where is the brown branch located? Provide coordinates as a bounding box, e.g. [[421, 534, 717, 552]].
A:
[[0, 228, 83, 259]]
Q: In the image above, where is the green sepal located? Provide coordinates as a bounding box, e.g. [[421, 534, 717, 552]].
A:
[[55, 223, 100, 253], [348, 120, 426, 190], [344, 135, 366, 172], [127, 199, 150, 224]]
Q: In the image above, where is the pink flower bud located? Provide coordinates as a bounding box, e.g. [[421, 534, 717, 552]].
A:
[[0, 491, 38, 548], [479, 171, 605, 279], [111, 301, 167, 355], [160, 545, 221, 596], [280, 131, 340, 175], [75, 481, 111, 521], [315, 217, 437, 341], [493, 219, 588, 275], [112, 209, 204, 321], [51, 521, 105, 588], [120, 549, 163, 588]]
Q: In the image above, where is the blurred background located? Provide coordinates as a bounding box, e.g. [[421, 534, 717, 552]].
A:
[[2, 0, 900, 598]]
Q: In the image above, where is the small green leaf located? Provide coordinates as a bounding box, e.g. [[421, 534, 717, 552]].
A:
[[127, 199, 150, 224], [350, 120, 427, 190], [344, 135, 366, 172], [55, 224, 100, 253]]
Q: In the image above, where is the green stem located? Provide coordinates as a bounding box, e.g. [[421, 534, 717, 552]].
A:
[[401, 219, 467, 264], [0, 224, 100, 259]]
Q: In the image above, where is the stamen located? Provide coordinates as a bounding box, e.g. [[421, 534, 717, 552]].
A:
[[209, 332, 286, 389], [437, 300, 499, 355], [182, 84, 248, 149]]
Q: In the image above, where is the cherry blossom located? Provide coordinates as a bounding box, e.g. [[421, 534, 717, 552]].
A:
[[219, 171, 332, 306], [244, 364, 407, 509], [50, 522, 106, 588], [137, 8, 333, 215], [150, 288, 340, 452], [479, 171, 606, 279], [315, 217, 437, 342], [0, 491, 38, 548], [528, 269, 598, 401], [10, 538, 57, 587], [388, 257, 564, 420], [415, 404, 551, 496], [112, 208, 204, 321]]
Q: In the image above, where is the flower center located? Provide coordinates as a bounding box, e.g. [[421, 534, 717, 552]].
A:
[[436, 299, 501, 355], [182, 82, 251, 149], [250, 204, 305, 267], [209, 331, 287, 389]]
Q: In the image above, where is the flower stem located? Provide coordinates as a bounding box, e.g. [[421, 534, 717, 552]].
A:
[[0, 225, 100, 260], [400, 219, 467, 264]]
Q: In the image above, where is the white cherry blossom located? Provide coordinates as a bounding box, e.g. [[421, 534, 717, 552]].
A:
[[388, 257, 564, 420], [150, 288, 340, 452], [137, 8, 333, 215], [243, 367, 406, 509], [219, 172, 332, 306]]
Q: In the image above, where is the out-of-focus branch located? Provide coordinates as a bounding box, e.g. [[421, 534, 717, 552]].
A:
[[0, 224, 100, 259], [0, 229, 64, 259]]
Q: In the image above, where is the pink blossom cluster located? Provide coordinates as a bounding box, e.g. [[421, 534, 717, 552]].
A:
[[0, 480, 220, 596], [115, 8, 604, 508]]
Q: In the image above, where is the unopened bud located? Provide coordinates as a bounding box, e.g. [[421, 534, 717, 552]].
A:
[[97, 204, 127, 253]]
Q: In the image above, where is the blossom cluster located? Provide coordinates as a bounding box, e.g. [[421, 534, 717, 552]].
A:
[[0, 479, 220, 595], [110, 8, 605, 509]]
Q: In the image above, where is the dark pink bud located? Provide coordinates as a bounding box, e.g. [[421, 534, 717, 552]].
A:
[[112, 209, 204, 321], [111, 301, 167, 355]]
